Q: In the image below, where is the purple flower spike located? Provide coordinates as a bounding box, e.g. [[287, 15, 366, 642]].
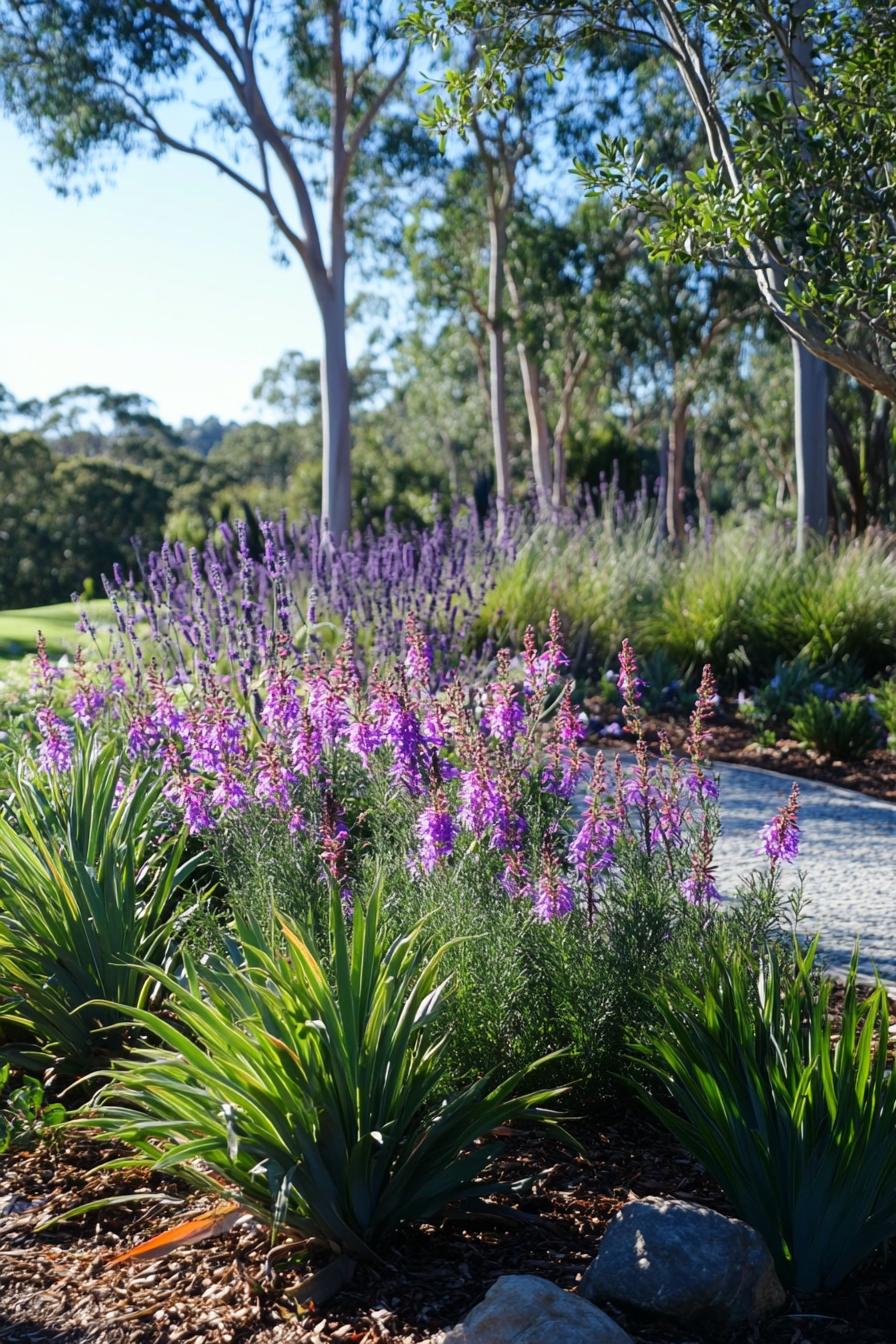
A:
[[759, 783, 800, 866], [35, 706, 73, 773], [532, 871, 574, 921], [416, 798, 455, 872]]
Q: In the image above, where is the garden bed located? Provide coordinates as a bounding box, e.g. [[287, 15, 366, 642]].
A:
[[591, 708, 896, 805], [2, 1114, 894, 1344]]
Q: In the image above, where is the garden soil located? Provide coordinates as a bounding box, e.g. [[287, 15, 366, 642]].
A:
[[2, 1116, 894, 1344]]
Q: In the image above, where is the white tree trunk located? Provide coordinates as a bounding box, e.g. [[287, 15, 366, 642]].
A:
[[319, 287, 352, 541], [792, 338, 828, 552], [486, 210, 512, 529], [516, 342, 552, 513]]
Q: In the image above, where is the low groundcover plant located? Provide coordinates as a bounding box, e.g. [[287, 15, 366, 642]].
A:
[[81, 887, 567, 1264]]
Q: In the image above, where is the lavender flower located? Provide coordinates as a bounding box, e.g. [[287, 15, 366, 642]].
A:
[[70, 685, 105, 727], [171, 776, 215, 834], [320, 792, 350, 893], [617, 638, 643, 709], [483, 650, 525, 747], [572, 808, 617, 868], [211, 768, 250, 813]]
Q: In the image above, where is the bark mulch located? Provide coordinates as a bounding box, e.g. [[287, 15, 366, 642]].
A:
[[589, 706, 896, 805], [2, 1114, 895, 1344]]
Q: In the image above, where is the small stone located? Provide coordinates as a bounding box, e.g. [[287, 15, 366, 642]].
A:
[[438, 1275, 634, 1343], [580, 1196, 785, 1328]]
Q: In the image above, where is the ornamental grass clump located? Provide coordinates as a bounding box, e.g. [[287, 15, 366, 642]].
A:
[[789, 693, 882, 760], [637, 938, 896, 1293], [0, 737, 205, 1068], [83, 887, 567, 1263]]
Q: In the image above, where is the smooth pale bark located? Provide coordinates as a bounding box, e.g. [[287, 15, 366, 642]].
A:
[[792, 338, 829, 552], [551, 422, 567, 512], [517, 342, 553, 513], [486, 208, 512, 528], [694, 427, 711, 534], [319, 287, 352, 540]]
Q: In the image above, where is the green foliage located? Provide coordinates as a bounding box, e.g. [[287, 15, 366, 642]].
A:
[[789, 695, 881, 761], [0, 738, 205, 1068], [213, 789, 795, 1104], [637, 941, 896, 1292], [483, 521, 896, 687], [0, 1062, 65, 1154], [739, 657, 818, 733], [478, 511, 663, 677], [0, 433, 58, 608], [85, 888, 565, 1258], [49, 456, 171, 594], [876, 679, 896, 747]]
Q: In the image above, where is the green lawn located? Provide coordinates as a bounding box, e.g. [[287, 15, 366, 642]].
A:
[[0, 600, 114, 659]]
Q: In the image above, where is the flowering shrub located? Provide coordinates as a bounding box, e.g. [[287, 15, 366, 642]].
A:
[[24, 594, 802, 1095], [96, 508, 516, 688]]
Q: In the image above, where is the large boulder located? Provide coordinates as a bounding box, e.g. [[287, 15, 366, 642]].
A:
[[580, 1196, 785, 1328], [438, 1274, 634, 1344]]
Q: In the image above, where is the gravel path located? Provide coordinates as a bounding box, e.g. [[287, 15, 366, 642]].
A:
[[710, 760, 896, 980]]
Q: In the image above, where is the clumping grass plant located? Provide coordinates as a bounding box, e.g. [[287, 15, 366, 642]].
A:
[[0, 723, 205, 1068], [82, 887, 567, 1264], [789, 693, 882, 759], [637, 938, 896, 1293]]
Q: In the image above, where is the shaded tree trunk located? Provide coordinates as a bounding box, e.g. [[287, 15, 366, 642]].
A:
[[870, 393, 892, 516], [666, 396, 690, 542], [693, 425, 711, 534], [827, 401, 866, 533], [656, 427, 670, 540], [792, 339, 828, 551], [551, 351, 588, 512]]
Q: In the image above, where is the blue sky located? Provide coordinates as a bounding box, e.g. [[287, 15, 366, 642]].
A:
[[0, 116, 336, 425]]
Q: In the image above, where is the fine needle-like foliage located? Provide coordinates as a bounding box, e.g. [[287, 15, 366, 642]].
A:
[[0, 737, 204, 1068], [636, 939, 896, 1293], [82, 886, 567, 1263]]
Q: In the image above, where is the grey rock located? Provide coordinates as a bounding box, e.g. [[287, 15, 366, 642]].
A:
[[438, 1275, 634, 1344], [580, 1196, 785, 1328]]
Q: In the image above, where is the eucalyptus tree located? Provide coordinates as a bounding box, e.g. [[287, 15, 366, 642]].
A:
[[410, 0, 896, 545], [416, 36, 606, 525], [504, 197, 627, 511], [0, 1, 421, 539]]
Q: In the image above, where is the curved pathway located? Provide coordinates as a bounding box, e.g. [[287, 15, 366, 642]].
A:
[[710, 761, 896, 980]]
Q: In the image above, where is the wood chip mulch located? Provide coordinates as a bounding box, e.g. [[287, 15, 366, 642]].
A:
[[2, 1112, 895, 1344], [589, 707, 896, 805]]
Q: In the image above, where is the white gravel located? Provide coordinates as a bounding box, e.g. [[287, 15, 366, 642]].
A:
[[710, 760, 896, 980]]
